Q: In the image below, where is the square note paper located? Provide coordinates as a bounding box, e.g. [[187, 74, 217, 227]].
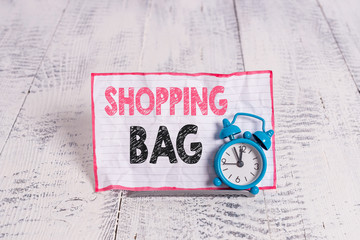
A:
[[91, 71, 276, 192]]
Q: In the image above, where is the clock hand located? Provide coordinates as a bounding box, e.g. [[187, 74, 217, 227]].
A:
[[239, 146, 243, 162], [232, 147, 244, 167]]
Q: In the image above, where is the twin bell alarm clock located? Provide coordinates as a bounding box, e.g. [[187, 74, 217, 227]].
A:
[[213, 112, 274, 195]]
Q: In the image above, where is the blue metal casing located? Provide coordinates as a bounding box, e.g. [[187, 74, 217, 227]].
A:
[[213, 112, 273, 194]]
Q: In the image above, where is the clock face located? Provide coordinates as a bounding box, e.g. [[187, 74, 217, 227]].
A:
[[219, 142, 263, 186]]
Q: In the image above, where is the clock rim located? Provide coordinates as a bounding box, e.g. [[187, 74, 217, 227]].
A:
[[214, 138, 267, 190]]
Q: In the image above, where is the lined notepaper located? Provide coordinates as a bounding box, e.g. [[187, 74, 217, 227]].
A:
[[92, 71, 276, 191]]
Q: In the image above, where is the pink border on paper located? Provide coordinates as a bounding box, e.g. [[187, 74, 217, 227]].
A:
[[91, 71, 276, 192]]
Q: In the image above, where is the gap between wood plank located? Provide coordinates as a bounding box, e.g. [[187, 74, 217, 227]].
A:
[[113, 1, 153, 239], [0, 0, 71, 157], [113, 191, 124, 240], [114, 1, 152, 238], [233, 2, 276, 239], [291, 169, 307, 240], [137, 0, 153, 71], [316, 0, 360, 94], [232, 0, 245, 71], [262, 191, 273, 240], [233, 2, 275, 238]]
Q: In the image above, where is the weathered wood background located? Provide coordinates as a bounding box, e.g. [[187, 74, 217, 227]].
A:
[[1, 0, 360, 239]]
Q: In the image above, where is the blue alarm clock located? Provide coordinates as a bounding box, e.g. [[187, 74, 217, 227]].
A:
[[213, 113, 274, 195]]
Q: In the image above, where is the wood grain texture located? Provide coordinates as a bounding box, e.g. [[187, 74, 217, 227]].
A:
[[0, 0, 68, 152], [136, 0, 244, 73], [0, 0, 149, 239], [317, 0, 360, 91], [0, 0, 360, 239], [235, 0, 360, 239]]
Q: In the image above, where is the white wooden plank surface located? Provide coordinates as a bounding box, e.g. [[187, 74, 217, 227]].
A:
[[0, 0, 68, 152], [317, 0, 360, 91], [0, 0, 359, 239], [235, 0, 360, 239], [0, 0, 149, 239]]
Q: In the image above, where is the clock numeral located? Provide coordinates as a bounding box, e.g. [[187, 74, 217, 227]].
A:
[[221, 158, 226, 165], [254, 163, 259, 170], [235, 176, 240, 183], [228, 174, 232, 179], [239, 145, 246, 153]]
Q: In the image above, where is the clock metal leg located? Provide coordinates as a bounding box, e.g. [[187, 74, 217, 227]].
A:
[[213, 177, 222, 186], [250, 186, 259, 195]]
